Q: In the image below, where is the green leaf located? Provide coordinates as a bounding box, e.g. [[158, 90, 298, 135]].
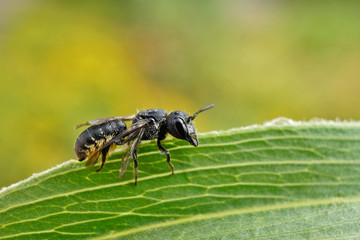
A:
[[1, 118, 360, 240]]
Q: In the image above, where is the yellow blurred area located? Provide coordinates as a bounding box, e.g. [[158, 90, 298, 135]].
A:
[[1, 0, 360, 187]]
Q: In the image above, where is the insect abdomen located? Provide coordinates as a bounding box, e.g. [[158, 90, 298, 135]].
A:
[[74, 120, 126, 161]]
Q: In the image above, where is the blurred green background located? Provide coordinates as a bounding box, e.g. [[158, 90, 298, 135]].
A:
[[1, 0, 360, 188]]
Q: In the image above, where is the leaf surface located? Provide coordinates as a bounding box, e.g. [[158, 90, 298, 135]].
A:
[[1, 119, 360, 239]]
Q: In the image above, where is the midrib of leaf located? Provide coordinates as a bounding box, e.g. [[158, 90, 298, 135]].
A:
[[1, 118, 360, 240]]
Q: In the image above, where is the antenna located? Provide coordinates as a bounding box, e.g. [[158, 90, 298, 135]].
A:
[[188, 104, 215, 121]]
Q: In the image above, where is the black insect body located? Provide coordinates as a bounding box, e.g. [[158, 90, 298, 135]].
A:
[[133, 109, 168, 141], [74, 119, 128, 172], [74, 104, 214, 185]]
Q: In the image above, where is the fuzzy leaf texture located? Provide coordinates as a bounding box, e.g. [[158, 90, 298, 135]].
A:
[[1, 118, 360, 240]]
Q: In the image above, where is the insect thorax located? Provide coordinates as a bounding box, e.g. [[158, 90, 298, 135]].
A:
[[133, 109, 167, 140]]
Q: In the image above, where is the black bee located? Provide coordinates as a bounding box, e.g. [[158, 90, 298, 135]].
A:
[[74, 104, 214, 185]]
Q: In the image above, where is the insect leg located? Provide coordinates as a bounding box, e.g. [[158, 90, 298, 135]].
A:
[[96, 145, 110, 172], [132, 151, 139, 186], [128, 128, 145, 186], [157, 139, 174, 175]]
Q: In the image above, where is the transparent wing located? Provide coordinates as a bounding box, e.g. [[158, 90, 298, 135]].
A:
[[95, 119, 150, 154], [119, 142, 132, 178], [75, 115, 136, 129], [119, 128, 145, 179], [85, 119, 149, 177]]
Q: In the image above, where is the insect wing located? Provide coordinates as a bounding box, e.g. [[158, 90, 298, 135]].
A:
[[119, 143, 132, 178], [75, 115, 136, 129], [119, 128, 145, 179], [96, 119, 149, 154]]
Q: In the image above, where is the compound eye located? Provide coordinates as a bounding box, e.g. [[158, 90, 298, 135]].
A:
[[175, 119, 188, 139]]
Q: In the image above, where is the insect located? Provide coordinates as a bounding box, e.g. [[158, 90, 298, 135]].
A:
[[74, 104, 214, 185]]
